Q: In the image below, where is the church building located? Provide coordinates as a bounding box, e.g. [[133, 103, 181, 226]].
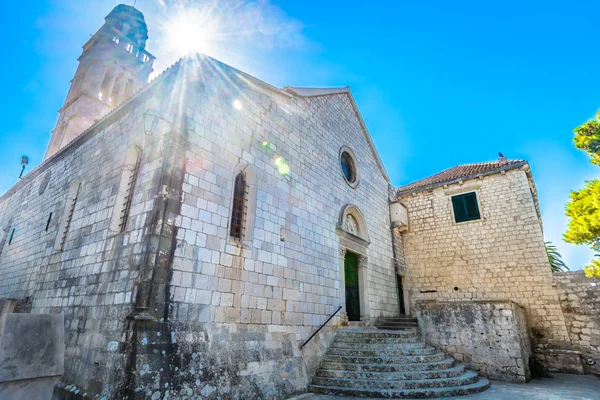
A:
[[0, 5, 597, 400]]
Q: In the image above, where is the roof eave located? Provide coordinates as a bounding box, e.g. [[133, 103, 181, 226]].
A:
[[396, 161, 528, 197]]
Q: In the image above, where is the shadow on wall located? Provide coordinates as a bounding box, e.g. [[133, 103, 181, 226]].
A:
[[0, 312, 65, 400]]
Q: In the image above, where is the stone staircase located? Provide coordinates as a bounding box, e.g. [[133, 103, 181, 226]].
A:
[[309, 326, 489, 398], [374, 316, 419, 330]]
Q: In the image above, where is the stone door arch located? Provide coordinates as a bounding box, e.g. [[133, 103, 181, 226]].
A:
[[337, 204, 371, 324]]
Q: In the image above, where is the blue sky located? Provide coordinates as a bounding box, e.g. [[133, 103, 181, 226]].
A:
[[1, 0, 598, 268]]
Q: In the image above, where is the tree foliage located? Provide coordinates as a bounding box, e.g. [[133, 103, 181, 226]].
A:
[[545, 242, 569, 272], [573, 111, 600, 166], [566, 111, 600, 278], [564, 180, 600, 252], [584, 257, 600, 278]]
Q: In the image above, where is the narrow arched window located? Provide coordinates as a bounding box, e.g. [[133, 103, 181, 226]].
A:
[[230, 172, 248, 239], [99, 69, 115, 103]]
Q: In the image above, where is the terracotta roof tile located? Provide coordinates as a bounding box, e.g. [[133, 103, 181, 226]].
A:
[[396, 158, 527, 196]]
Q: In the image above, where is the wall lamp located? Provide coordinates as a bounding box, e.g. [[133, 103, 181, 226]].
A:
[[143, 109, 177, 136], [19, 156, 29, 179]]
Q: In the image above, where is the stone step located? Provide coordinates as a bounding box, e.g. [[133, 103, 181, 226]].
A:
[[319, 357, 456, 373], [335, 336, 421, 344], [309, 377, 490, 398], [323, 352, 447, 364], [376, 324, 419, 330], [316, 364, 467, 380], [377, 318, 417, 322], [326, 346, 436, 357], [330, 341, 427, 350], [312, 370, 479, 390], [339, 329, 418, 339]]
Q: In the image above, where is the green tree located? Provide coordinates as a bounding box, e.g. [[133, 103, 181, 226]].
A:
[[564, 180, 600, 252], [565, 112, 600, 278], [573, 111, 600, 166], [584, 257, 600, 278], [545, 242, 569, 272]]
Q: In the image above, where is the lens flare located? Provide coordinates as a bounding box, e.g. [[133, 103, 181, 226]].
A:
[[274, 157, 290, 175], [163, 9, 219, 56], [233, 99, 243, 110], [278, 163, 290, 175]]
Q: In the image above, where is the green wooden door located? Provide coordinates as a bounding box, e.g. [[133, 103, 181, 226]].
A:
[[344, 252, 360, 321]]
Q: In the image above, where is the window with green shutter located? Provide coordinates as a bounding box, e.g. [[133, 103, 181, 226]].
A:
[[451, 192, 480, 223]]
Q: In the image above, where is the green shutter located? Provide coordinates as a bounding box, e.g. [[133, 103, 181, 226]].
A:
[[452, 196, 468, 222], [464, 192, 480, 220], [452, 192, 480, 223]]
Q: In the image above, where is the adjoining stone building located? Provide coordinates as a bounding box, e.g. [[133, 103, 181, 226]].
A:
[[393, 158, 584, 379], [0, 4, 598, 400]]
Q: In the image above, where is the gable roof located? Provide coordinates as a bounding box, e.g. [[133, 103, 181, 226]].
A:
[[283, 86, 390, 182], [396, 158, 528, 197]]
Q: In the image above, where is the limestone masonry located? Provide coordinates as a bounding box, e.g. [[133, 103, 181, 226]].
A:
[[0, 4, 598, 400]]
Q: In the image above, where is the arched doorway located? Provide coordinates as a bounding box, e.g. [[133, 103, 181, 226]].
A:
[[337, 205, 371, 323]]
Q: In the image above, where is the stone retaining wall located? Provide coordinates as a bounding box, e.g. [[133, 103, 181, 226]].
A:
[[0, 313, 64, 400], [416, 300, 531, 382], [553, 271, 600, 375]]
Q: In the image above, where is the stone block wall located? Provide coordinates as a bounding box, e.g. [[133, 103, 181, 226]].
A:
[[132, 58, 399, 399], [0, 81, 171, 398], [0, 58, 399, 399], [398, 168, 571, 351], [416, 300, 531, 382], [554, 271, 600, 375]]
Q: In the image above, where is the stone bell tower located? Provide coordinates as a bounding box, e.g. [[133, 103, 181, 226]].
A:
[[44, 4, 156, 160]]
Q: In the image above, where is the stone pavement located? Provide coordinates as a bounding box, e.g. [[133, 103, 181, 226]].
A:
[[288, 373, 600, 400]]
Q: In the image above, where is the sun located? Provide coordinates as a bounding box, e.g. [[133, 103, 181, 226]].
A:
[[163, 9, 218, 56]]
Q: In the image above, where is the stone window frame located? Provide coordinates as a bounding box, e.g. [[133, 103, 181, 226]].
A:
[[339, 146, 360, 189], [229, 173, 248, 240], [444, 184, 485, 226], [227, 161, 257, 247]]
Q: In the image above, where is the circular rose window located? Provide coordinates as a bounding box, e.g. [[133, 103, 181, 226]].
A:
[[340, 147, 359, 187]]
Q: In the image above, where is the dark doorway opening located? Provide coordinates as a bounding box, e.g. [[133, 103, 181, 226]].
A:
[[397, 274, 406, 315], [344, 251, 360, 321]]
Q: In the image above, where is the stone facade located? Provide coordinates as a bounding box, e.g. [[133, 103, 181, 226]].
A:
[[133, 57, 399, 399], [3, 5, 600, 399], [554, 271, 600, 375], [397, 167, 572, 356], [416, 300, 531, 382], [0, 49, 399, 398], [0, 76, 167, 398]]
